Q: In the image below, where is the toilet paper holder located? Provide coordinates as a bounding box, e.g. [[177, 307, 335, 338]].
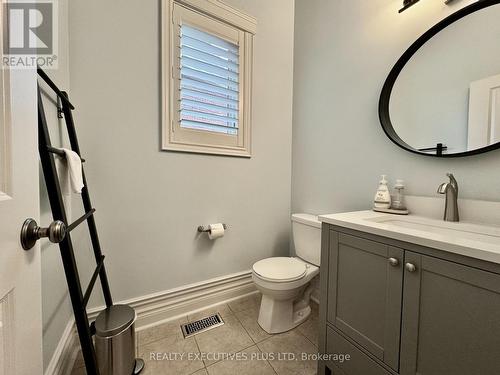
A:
[[197, 224, 228, 233]]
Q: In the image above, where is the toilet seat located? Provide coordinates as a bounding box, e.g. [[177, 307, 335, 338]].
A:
[[252, 257, 307, 283]]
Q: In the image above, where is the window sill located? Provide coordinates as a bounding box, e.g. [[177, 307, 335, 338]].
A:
[[162, 142, 252, 158]]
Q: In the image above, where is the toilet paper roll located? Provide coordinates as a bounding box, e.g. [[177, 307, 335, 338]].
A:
[[208, 223, 225, 240]]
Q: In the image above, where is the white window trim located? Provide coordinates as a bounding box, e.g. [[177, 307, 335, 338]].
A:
[[162, 0, 256, 157]]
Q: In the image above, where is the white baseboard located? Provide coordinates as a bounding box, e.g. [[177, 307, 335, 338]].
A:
[[310, 275, 320, 304], [45, 270, 256, 375], [44, 319, 79, 375], [87, 270, 256, 328]]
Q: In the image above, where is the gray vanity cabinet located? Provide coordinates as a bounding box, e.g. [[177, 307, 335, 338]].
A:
[[326, 232, 403, 371], [400, 251, 500, 375], [319, 225, 500, 375]]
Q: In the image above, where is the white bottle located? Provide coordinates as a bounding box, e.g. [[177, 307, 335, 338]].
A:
[[392, 179, 407, 210], [374, 175, 391, 209]]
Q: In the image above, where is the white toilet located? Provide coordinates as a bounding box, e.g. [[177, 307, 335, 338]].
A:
[[252, 213, 321, 334]]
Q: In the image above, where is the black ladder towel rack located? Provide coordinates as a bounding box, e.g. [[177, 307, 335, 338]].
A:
[[37, 67, 113, 375]]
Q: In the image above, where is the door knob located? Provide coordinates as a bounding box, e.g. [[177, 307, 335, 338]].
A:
[[405, 263, 417, 273], [20, 218, 67, 250], [388, 257, 399, 267]]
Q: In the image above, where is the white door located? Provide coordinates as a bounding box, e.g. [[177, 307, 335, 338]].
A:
[[0, 63, 43, 375], [468, 73, 500, 150]]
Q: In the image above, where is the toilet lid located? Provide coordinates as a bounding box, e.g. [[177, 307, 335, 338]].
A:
[[253, 257, 307, 282]]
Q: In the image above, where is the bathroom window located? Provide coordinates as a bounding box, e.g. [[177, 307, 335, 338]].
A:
[[162, 0, 256, 157]]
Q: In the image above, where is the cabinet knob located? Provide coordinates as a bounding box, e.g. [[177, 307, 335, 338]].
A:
[[405, 263, 417, 273], [388, 257, 399, 267]]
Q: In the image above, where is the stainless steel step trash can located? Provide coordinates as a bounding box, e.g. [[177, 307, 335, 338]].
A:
[[95, 304, 144, 375]]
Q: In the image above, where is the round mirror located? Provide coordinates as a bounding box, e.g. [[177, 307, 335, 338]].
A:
[[379, 0, 500, 157]]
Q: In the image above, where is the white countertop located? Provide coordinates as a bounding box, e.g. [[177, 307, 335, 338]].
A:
[[319, 210, 500, 265]]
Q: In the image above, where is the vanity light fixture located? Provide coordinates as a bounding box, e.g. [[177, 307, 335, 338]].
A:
[[399, 0, 457, 13], [399, 0, 420, 13]]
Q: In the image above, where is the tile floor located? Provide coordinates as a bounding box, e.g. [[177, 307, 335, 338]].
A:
[[71, 293, 319, 375]]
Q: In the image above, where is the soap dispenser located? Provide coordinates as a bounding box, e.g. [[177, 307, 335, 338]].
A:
[[374, 175, 391, 209], [392, 180, 407, 211]]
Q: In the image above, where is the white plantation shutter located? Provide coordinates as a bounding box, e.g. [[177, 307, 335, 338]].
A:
[[164, 2, 254, 157], [179, 25, 240, 135]]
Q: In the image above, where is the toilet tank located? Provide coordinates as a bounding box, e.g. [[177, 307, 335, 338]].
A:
[[292, 213, 321, 266]]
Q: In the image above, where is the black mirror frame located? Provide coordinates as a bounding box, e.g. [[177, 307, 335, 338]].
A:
[[379, 0, 500, 158]]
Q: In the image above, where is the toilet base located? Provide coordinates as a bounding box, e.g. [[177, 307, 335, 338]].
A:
[[257, 294, 312, 334]]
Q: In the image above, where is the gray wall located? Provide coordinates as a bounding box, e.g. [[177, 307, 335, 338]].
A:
[[40, 0, 74, 370], [67, 0, 295, 307], [292, 0, 500, 217]]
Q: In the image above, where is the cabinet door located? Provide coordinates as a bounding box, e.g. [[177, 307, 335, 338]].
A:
[[327, 232, 403, 371], [401, 252, 500, 375], [324, 327, 392, 375]]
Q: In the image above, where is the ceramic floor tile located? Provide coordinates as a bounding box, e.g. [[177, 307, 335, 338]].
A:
[[71, 365, 87, 375], [195, 312, 254, 366], [138, 333, 204, 375], [188, 303, 233, 322], [71, 299, 319, 375], [296, 303, 319, 347], [312, 302, 319, 317], [137, 316, 187, 346], [206, 345, 276, 375], [72, 349, 84, 371], [227, 293, 262, 314], [233, 305, 271, 344], [257, 330, 318, 375]]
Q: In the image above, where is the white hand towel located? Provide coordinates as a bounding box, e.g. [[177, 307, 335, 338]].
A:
[[55, 155, 70, 196], [56, 148, 84, 194]]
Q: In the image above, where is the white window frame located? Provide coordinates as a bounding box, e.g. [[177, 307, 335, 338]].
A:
[[162, 0, 256, 157]]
